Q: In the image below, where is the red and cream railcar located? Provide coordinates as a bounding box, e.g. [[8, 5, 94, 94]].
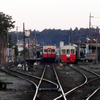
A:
[[60, 45, 76, 63], [43, 46, 56, 61]]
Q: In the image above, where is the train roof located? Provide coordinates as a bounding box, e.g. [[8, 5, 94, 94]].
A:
[[60, 45, 75, 49], [43, 45, 56, 47]]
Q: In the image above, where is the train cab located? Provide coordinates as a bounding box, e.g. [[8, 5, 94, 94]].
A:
[[60, 45, 76, 63], [43, 46, 56, 61]]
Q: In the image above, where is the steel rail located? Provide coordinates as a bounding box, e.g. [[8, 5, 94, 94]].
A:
[[0, 69, 38, 98], [78, 66, 100, 100], [54, 65, 88, 100], [77, 66, 100, 77], [53, 65, 67, 100], [8, 68, 58, 88], [6, 66, 47, 100], [86, 87, 100, 100], [7, 65, 57, 100], [33, 65, 46, 100]]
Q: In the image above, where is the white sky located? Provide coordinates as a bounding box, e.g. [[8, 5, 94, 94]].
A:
[[0, 0, 100, 31]]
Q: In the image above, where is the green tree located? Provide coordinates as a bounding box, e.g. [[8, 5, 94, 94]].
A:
[[0, 12, 15, 47]]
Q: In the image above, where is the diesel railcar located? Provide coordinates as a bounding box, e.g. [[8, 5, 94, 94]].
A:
[[43, 45, 56, 61], [60, 45, 76, 63]]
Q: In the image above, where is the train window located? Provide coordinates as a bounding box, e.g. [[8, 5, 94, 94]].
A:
[[62, 49, 66, 54], [48, 49, 51, 52], [67, 49, 70, 54], [52, 49, 55, 52], [44, 49, 47, 52], [71, 49, 74, 54]]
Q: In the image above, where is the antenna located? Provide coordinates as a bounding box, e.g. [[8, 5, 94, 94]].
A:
[[89, 13, 94, 28]]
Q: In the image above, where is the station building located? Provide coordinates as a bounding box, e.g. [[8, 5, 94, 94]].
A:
[[72, 37, 100, 63]]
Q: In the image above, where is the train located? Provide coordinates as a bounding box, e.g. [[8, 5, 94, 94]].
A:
[[42, 44, 76, 63], [59, 45, 76, 63], [42, 45, 56, 62]]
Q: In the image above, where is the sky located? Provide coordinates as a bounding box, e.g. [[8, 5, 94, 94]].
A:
[[0, 0, 100, 31]]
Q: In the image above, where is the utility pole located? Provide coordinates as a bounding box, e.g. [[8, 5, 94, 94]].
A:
[[93, 39, 98, 64], [28, 36, 30, 59], [89, 13, 91, 29], [16, 26, 18, 62], [89, 13, 94, 37], [69, 33, 70, 45], [25, 30, 30, 68], [23, 23, 26, 70], [35, 31, 37, 52], [16, 26, 18, 45], [28, 36, 30, 68], [96, 40, 98, 64]]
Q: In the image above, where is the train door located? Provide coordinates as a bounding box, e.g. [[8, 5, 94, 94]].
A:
[[47, 48, 52, 57], [66, 49, 70, 61]]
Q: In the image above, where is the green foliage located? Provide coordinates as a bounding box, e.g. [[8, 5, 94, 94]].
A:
[[0, 12, 15, 46]]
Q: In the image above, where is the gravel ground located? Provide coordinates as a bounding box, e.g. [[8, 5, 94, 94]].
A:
[[55, 64, 84, 90], [78, 63, 100, 73], [0, 72, 34, 100], [1, 62, 100, 100]]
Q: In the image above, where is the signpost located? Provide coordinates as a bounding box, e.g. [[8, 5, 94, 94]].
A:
[[23, 23, 26, 70], [25, 30, 30, 69], [25, 30, 30, 37]]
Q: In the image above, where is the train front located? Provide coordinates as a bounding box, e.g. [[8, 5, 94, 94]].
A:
[[60, 45, 76, 63], [43, 46, 56, 62]]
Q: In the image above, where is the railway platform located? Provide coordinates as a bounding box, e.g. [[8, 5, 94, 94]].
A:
[[26, 58, 42, 65]]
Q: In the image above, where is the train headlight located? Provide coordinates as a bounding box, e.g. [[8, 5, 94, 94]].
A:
[[66, 54, 70, 57]]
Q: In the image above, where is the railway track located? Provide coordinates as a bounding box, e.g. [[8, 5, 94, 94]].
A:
[[54, 64, 87, 100], [0, 63, 68, 100], [78, 65, 100, 100], [86, 87, 100, 100], [1, 63, 100, 100], [55, 64, 100, 100]]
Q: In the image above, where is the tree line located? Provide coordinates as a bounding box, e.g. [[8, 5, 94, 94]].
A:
[[10, 28, 100, 47]]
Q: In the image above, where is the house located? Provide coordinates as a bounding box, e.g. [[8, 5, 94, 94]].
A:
[[72, 36, 100, 63], [0, 42, 15, 63]]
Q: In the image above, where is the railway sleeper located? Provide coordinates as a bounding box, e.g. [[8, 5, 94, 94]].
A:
[[39, 87, 59, 91]]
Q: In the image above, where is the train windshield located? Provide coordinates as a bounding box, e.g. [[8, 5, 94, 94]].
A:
[[52, 49, 55, 52], [67, 49, 70, 54], [71, 49, 75, 54], [48, 49, 51, 52], [44, 49, 47, 52]]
